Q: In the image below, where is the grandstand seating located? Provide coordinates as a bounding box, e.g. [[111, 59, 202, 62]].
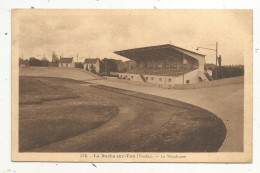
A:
[[126, 68, 196, 77]]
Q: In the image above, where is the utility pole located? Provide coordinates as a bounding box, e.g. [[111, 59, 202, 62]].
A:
[[196, 41, 219, 80], [215, 42, 218, 80], [218, 55, 222, 79], [182, 53, 185, 84]]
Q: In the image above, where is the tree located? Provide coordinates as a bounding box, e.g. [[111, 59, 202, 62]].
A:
[[212, 65, 244, 79], [23, 59, 29, 66], [19, 57, 29, 67], [100, 58, 119, 75], [19, 57, 23, 66], [75, 62, 84, 69], [52, 52, 59, 63], [41, 57, 49, 66], [90, 64, 96, 74], [29, 57, 42, 66]]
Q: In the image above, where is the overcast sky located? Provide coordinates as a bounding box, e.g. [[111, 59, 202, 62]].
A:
[[18, 10, 252, 65]]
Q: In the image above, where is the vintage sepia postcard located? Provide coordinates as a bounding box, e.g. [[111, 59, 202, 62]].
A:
[[12, 9, 253, 162]]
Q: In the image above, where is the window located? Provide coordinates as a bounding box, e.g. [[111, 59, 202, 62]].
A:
[[145, 77, 148, 80], [186, 80, 190, 84], [168, 79, 171, 83], [61, 64, 63, 67], [66, 63, 68, 67], [131, 76, 133, 79], [151, 77, 154, 80], [159, 78, 162, 81]]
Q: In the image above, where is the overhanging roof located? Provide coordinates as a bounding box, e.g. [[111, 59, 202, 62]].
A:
[[60, 57, 73, 63], [114, 44, 206, 61], [83, 58, 98, 64]]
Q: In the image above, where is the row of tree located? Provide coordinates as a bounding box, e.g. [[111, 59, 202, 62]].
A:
[[211, 65, 244, 79], [19, 52, 63, 67], [19, 57, 51, 67], [73, 59, 119, 75]]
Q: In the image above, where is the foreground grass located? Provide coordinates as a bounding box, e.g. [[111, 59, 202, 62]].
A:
[[19, 77, 85, 104], [19, 77, 118, 151]]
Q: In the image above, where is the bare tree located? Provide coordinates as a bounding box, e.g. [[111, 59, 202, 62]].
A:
[[52, 51, 59, 63]]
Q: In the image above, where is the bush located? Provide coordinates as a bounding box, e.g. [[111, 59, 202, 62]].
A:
[[75, 62, 84, 69], [29, 57, 42, 66], [212, 65, 244, 79], [41, 59, 49, 67], [28, 57, 51, 67], [19, 58, 29, 66], [49, 62, 59, 67], [90, 64, 96, 74]]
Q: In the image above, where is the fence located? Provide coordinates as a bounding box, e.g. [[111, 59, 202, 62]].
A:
[[174, 76, 244, 90]]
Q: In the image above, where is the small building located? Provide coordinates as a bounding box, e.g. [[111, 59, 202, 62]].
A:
[[59, 57, 75, 68], [83, 58, 100, 73]]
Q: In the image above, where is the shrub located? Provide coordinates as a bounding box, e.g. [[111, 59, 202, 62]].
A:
[[75, 62, 84, 69]]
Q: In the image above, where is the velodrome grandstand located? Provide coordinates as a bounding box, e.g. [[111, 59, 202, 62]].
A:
[[114, 44, 213, 86]]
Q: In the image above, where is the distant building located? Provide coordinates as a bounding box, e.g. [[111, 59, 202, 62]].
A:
[[116, 60, 136, 72], [59, 57, 75, 68], [83, 58, 100, 73]]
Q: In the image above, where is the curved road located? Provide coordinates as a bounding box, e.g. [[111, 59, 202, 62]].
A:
[[20, 67, 242, 152], [29, 82, 226, 152]]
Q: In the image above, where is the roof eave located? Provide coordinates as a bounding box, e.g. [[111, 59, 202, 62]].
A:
[[114, 44, 206, 57]]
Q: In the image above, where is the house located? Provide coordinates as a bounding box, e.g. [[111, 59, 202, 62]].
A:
[[83, 58, 100, 73], [59, 57, 75, 68]]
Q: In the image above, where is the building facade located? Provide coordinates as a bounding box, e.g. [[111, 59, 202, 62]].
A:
[[83, 58, 100, 73], [59, 57, 75, 68], [114, 44, 212, 86]]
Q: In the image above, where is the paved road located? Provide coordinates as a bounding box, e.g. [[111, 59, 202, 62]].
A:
[[29, 82, 226, 152], [91, 79, 244, 152], [20, 67, 100, 81]]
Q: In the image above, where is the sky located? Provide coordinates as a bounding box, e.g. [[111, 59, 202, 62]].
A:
[[18, 10, 252, 65]]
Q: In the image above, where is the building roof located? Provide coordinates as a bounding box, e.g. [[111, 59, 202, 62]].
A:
[[60, 57, 73, 63], [114, 44, 206, 61], [83, 58, 99, 64]]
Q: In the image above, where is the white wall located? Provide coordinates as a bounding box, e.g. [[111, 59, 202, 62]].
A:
[[83, 61, 100, 73], [119, 73, 176, 85], [119, 69, 204, 85], [59, 62, 75, 68], [175, 69, 200, 84], [95, 60, 100, 73]]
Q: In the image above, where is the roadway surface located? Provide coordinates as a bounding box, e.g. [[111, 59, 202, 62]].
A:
[[20, 67, 243, 152]]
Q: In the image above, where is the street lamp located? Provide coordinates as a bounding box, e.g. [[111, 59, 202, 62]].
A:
[[196, 42, 218, 80]]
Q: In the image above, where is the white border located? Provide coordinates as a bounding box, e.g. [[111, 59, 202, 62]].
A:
[[1, 0, 260, 172]]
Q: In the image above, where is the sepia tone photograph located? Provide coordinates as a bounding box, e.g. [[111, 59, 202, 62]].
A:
[[12, 9, 253, 162]]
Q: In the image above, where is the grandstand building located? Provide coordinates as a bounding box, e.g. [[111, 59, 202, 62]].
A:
[[114, 44, 212, 86]]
